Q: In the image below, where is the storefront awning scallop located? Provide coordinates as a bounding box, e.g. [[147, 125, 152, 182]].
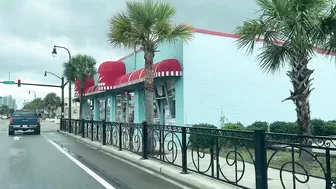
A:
[[84, 85, 104, 96], [113, 59, 182, 89]]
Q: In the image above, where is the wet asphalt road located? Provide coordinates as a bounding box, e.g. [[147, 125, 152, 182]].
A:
[[0, 120, 189, 189]]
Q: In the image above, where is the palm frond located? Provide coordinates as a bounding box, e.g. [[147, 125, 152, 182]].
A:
[[235, 19, 272, 54], [257, 0, 289, 20], [63, 61, 76, 83], [157, 24, 194, 45], [257, 43, 291, 74], [311, 5, 336, 56], [107, 0, 193, 52], [154, 1, 176, 21], [108, 11, 141, 49], [63, 54, 97, 84]]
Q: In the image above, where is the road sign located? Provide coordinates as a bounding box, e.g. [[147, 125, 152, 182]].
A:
[[3, 81, 15, 84]]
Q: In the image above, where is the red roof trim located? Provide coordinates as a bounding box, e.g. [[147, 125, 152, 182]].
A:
[[117, 27, 335, 61]]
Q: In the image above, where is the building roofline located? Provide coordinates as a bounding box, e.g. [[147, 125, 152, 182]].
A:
[[117, 27, 335, 61]]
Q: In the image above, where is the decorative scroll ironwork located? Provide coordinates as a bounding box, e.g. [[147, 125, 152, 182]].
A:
[[106, 122, 119, 147], [186, 129, 254, 187], [92, 121, 102, 141], [84, 121, 89, 138], [266, 142, 336, 189], [88, 121, 93, 139], [120, 123, 142, 153], [266, 133, 336, 149], [147, 124, 182, 164]]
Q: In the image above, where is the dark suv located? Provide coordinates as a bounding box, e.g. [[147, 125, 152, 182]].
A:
[[8, 109, 41, 135]]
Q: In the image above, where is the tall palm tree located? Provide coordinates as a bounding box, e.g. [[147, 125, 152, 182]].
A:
[[63, 54, 97, 120], [108, 0, 193, 124], [235, 0, 336, 160]]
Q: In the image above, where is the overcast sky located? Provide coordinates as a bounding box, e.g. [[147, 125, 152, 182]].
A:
[[0, 0, 259, 108]]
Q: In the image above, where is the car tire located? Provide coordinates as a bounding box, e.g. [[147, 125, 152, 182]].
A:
[[8, 130, 14, 136], [35, 129, 40, 135]]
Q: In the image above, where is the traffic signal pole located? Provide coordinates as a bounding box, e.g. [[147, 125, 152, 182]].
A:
[[0, 81, 61, 88]]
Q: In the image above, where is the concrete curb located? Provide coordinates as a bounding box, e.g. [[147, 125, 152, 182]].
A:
[[59, 131, 239, 189]]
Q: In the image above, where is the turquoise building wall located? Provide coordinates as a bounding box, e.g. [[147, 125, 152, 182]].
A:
[[182, 32, 336, 127], [118, 41, 185, 125]]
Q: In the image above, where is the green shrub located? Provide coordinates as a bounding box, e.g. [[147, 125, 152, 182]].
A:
[[325, 121, 336, 136], [221, 122, 248, 148], [246, 121, 269, 131], [222, 122, 245, 130], [41, 114, 47, 120], [311, 119, 327, 136], [189, 123, 217, 149], [269, 121, 299, 134]]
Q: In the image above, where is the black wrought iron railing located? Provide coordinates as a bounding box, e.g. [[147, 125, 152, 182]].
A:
[[59, 119, 336, 189]]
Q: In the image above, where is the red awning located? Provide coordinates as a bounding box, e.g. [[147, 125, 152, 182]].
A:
[[82, 61, 125, 96], [97, 61, 125, 90], [113, 59, 181, 89], [74, 77, 95, 97]]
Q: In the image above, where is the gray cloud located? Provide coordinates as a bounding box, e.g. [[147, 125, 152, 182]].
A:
[[0, 0, 260, 107]]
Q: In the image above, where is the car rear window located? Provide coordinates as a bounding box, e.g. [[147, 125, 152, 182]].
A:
[[13, 110, 37, 117]]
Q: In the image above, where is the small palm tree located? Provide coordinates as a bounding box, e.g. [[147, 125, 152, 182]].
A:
[[235, 0, 336, 161], [63, 54, 97, 120], [108, 0, 193, 124], [43, 93, 61, 118]]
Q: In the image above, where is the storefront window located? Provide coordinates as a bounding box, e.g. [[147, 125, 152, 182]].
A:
[[98, 99, 110, 121], [153, 79, 176, 125], [116, 94, 123, 122], [106, 98, 111, 121], [115, 92, 134, 123]]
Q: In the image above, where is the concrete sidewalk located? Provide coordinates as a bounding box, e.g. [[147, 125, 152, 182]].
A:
[[59, 130, 239, 189], [60, 130, 328, 189]]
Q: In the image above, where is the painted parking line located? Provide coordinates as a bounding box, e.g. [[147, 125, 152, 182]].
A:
[[47, 139, 116, 189]]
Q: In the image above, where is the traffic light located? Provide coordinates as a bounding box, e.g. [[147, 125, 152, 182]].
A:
[[17, 79, 21, 87]]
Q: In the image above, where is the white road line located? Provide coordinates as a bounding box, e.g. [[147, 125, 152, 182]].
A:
[[47, 139, 116, 189]]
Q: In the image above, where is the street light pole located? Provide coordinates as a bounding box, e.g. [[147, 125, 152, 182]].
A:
[[52, 45, 72, 133], [61, 77, 64, 119], [44, 71, 65, 119], [28, 90, 36, 100]]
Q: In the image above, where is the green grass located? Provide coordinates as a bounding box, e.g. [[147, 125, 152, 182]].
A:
[[219, 147, 336, 179]]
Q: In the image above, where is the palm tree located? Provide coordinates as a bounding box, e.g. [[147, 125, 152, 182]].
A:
[[43, 93, 61, 118], [235, 0, 336, 160], [108, 0, 193, 124], [63, 54, 97, 120]]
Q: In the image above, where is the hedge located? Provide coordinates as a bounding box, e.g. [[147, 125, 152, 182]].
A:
[[188, 123, 217, 149], [189, 119, 336, 150]]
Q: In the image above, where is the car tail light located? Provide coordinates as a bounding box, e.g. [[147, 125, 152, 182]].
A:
[[9, 118, 13, 124], [37, 118, 41, 124]]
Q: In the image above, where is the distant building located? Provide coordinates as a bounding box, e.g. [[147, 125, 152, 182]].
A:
[[1, 95, 17, 109], [56, 97, 80, 119]]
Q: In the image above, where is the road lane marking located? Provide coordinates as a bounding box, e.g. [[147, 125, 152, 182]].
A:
[[13, 136, 21, 140], [47, 139, 116, 189]]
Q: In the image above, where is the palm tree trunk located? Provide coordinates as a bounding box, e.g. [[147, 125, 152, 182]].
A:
[[285, 56, 314, 161], [144, 50, 155, 154]]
